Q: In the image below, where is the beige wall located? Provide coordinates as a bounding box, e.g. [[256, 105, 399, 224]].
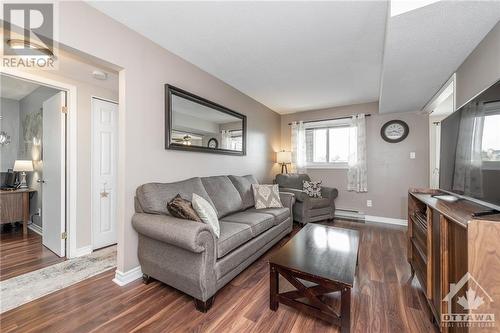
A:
[[281, 102, 429, 219], [57, 2, 281, 271], [456, 21, 500, 108]]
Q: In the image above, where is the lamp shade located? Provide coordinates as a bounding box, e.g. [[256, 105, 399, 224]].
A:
[[13, 160, 34, 172], [277, 151, 292, 164]]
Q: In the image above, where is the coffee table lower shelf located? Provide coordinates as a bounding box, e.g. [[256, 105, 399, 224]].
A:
[[269, 263, 351, 333]]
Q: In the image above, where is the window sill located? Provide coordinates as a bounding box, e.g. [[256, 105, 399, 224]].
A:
[[306, 164, 348, 170]]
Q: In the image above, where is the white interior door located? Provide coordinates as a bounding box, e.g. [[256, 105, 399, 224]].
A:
[[42, 92, 66, 257], [92, 98, 118, 250]]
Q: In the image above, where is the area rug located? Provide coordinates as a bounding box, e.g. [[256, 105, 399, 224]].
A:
[[0, 245, 116, 313]]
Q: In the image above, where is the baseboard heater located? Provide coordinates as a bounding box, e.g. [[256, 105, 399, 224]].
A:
[[334, 208, 365, 221]]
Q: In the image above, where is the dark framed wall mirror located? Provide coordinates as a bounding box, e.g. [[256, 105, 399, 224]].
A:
[[165, 85, 247, 156]]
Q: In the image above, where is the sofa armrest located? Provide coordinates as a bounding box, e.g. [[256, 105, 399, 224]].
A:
[[132, 213, 214, 253], [321, 186, 338, 200], [279, 187, 309, 202], [279, 192, 295, 210]]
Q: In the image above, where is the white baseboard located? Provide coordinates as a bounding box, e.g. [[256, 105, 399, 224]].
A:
[[73, 245, 93, 258], [113, 266, 143, 286], [365, 215, 408, 226], [28, 223, 42, 236]]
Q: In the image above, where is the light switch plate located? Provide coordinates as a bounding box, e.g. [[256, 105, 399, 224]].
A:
[[410, 152, 416, 159], [367, 200, 372, 207]]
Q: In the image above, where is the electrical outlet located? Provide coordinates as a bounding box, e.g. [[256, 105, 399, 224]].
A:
[[410, 152, 416, 159], [367, 200, 372, 207]]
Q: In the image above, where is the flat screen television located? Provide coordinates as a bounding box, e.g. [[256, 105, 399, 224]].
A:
[[439, 79, 500, 211]]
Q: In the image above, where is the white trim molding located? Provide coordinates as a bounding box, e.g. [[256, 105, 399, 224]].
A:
[[113, 266, 143, 286], [365, 215, 408, 226], [73, 245, 93, 258], [28, 223, 43, 236]]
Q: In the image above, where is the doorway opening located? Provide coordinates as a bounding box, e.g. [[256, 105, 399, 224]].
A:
[[0, 74, 67, 280], [425, 75, 456, 189]]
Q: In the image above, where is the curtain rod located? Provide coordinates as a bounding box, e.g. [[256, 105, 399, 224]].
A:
[[287, 114, 371, 126]]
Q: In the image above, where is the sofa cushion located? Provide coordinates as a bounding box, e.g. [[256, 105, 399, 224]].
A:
[[252, 184, 283, 209], [215, 217, 292, 279], [202, 176, 243, 218], [275, 173, 311, 190], [217, 221, 253, 258], [303, 180, 322, 198], [136, 177, 215, 215], [310, 197, 330, 209], [228, 175, 259, 210], [246, 207, 289, 225], [166, 194, 202, 222], [221, 211, 274, 237], [192, 193, 220, 238]]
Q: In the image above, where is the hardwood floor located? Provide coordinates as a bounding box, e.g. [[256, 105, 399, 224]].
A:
[[0, 225, 65, 281], [0, 220, 438, 332]]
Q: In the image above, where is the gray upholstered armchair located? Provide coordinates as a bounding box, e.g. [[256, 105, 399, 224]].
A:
[[275, 173, 338, 225]]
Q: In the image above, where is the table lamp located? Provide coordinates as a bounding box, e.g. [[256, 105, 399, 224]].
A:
[[13, 160, 33, 189], [277, 151, 292, 174]]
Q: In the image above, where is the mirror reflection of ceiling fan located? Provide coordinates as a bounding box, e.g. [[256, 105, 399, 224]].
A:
[[173, 134, 192, 145]]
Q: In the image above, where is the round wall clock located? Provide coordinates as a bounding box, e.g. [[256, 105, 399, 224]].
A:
[[207, 138, 218, 149], [381, 120, 409, 143]]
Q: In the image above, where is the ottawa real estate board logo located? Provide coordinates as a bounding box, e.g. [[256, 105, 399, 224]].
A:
[[442, 272, 495, 329], [2, 2, 58, 69]]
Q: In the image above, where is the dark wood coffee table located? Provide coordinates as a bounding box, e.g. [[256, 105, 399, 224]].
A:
[[269, 223, 360, 333]]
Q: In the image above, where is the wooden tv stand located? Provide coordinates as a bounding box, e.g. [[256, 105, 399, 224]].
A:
[[408, 189, 500, 332]]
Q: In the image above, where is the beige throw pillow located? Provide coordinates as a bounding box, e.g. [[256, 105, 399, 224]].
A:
[[252, 184, 283, 209], [192, 193, 220, 238]]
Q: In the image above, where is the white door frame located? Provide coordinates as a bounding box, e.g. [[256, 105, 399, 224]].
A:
[[1, 68, 79, 258], [90, 96, 119, 250]]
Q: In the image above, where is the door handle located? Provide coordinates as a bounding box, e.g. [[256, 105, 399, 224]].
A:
[[37, 179, 46, 183]]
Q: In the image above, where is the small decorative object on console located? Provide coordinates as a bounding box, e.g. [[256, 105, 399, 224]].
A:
[[13, 160, 33, 189], [167, 194, 202, 222], [252, 184, 283, 209], [303, 180, 322, 198]]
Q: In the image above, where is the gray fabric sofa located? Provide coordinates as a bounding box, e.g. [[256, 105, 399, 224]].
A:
[[132, 175, 294, 312], [275, 173, 338, 225]]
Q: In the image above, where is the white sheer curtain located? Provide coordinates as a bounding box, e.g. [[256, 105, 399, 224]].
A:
[[452, 102, 484, 197], [291, 121, 306, 173], [221, 130, 231, 149], [347, 114, 367, 192]]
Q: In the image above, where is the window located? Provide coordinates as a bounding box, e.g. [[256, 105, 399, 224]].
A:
[[228, 130, 243, 151], [305, 121, 354, 168], [481, 101, 500, 163]]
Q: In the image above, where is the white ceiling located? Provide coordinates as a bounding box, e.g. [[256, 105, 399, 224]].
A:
[[89, 1, 500, 115], [89, 1, 388, 114], [0, 75, 41, 100], [381, 1, 500, 113], [173, 95, 240, 124], [57, 49, 119, 93]]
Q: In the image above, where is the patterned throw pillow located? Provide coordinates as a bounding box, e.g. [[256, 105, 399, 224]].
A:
[[167, 194, 202, 222], [192, 193, 220, 238], [252, 184, 283, 209], [303, 180, 322, 198]]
